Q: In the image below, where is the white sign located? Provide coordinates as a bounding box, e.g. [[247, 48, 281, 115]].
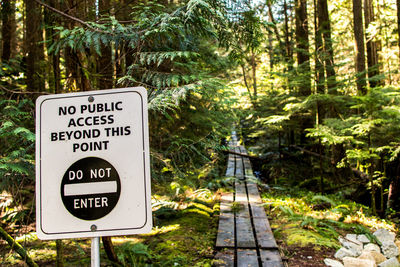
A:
[[36, 87, 152, 240]]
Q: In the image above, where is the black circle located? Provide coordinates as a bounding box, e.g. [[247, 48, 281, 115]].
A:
[[61, 157, 121, 220]]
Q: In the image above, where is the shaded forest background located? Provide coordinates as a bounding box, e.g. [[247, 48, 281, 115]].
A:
[[2, 0, 400, 264]]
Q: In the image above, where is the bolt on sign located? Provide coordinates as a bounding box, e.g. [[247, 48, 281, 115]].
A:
[[36, 87, 152, 240]]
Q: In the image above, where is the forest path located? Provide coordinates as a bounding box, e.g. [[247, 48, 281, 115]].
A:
[[214, 132, 284, 267]]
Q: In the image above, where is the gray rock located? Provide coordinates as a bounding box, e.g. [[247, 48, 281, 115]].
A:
[[378, 257, 400, 267], [347, 234, 361, 243], [381, 241, 399, 259], [364, 243, 381, 253], [374, 229, 396, 244], [325, 258, 344, 267], [335, 247, 358, 259], [343, 256, 376, 267], [358, 235, 371, 243], [341, 236, 363, 247], [339, 237, 363, 256]]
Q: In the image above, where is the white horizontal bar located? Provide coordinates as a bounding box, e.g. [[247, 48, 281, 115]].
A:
[[64, 181, 117, 196]]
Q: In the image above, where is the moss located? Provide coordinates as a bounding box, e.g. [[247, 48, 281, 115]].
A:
[[283, 228, 340, 249], [147, 210, 217, 265], [231, 201, 244, 213]]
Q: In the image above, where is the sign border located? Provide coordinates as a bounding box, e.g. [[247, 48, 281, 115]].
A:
[[36, 87, 151, 239]]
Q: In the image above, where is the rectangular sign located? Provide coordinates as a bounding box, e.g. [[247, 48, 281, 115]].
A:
[[36, 87, 152, 240]]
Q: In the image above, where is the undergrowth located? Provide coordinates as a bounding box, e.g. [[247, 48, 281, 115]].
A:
[[0, 146, 228, 266], [262, 186, 396, 251]]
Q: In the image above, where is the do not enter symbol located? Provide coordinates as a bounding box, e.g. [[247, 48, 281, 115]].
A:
[[61, 157, 121, 220]]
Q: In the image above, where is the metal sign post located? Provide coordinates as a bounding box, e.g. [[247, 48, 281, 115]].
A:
[[91, 237, 100, 267]]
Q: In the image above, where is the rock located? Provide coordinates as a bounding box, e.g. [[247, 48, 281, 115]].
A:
[[374, 229, 396, 244], [336, 247, 358, 259], [325, 258, 344, 267], [378, 257, 400, 267], [381, 241, 399, 259], [359, 251, 387, 264], [358, 251, 377, 262], [347, 234, 362, 243], [395, 240, 400, 251], [369, 251, 387, 264], [338, 237, 363, 256], [364, 243, 382, 253], [341, 236, 364, 247], [343, 256, 376, 267], [358, 235, 371, 243]]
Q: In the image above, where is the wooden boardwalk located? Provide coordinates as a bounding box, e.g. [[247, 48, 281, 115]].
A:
[[215, 132, 283, 267]]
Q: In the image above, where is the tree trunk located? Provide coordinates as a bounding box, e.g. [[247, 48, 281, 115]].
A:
[[267, 2, 285, 56], [56, 240, 64, 267], [314, 0, 325, 95], [44, 0, 61, 94], [364, 0, 379, 88], [63, 0, 91, 92], [317, 0, 336, 94], [0, 226, 39, 267], [397, 0, 400, 65], [267, 14, 274, 71], [97, 0, 113, 89], [295, 0, 311, 144], [295, 0, 311, 96], [314, 0, 325, 125], [352, 0, 367, 95], [387, 161, 400, 213], [25, 0, 45, 93], [1, 0, 16, 62], [283, 0, 294, 72], [101, 236, 120, 264], [251, 52, 257, 101]]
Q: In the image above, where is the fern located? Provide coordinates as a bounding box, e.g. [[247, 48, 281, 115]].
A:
[[311, 195, 337, 207], [0, 99, 35, 187], [116, 242, 152, 266]]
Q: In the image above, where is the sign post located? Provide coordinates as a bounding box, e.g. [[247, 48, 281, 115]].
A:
[[91, 237, 100, 267], [35, 87, 152, 265]]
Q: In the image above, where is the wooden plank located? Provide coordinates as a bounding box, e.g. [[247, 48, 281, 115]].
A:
[[238, 146, 246, 154], [237, 249, 259, 267], [235, 181, 250, 217], [226, 159, 235, 177], [244, 161, 254, 178], [226, 146, 236, 177], [237, 202, 250, 218], [215, 249, 234, 267], [260, 250, 284, 267], [247, 183, 262, 204], [236, 216, 256, 248], [216, 213, 235, 248], [235, 148, 244, 180], [253, 217, 278, 248], [220, 192, 234, 213], [221, 191, 234, 202], [235, 181, 248, 203], [239, 146, 256, 179], [250, 203, 268, 219], [243, 159, 255, 178]]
